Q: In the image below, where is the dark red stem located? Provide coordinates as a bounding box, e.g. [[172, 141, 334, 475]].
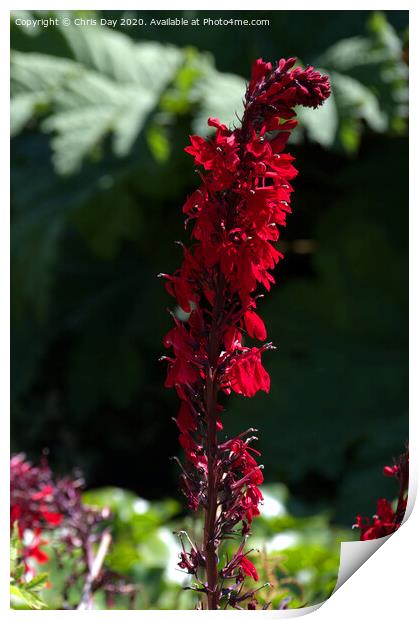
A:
[[203, 274, 225, 609]]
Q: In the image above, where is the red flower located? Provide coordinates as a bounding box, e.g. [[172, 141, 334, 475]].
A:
[[221, 545, 260, 583], [40, 510, 63, 526], [224, 347, 271, 397], [184, 135, 216, 170], [163, 323, 202, 388], [162, 57, 331, 609], [240, 556, 259, 581], [354, 448, 408, 541], [248, 58, 272, 95], [25, 528, 49, 565], [244, 484, 264, 523], [383, 465, 399, 477], [10, 454, 64, 535], [356, 499, 397, 540], [175, 401, 198, 433], [179, 432, 208, 472], [227, 438, 260, 470]]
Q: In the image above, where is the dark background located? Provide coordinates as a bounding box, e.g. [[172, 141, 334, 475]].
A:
[[11, 10, 408, 525]]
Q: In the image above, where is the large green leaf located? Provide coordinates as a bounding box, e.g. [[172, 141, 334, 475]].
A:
[[191, 69, 245, 135], [11, 52, 82, 137], [11, 31, 184, 173], [313, 11, 408, 152], [331, 71, 387, 132], [60, 26, 183, 88], [297, 88, 338, 147]]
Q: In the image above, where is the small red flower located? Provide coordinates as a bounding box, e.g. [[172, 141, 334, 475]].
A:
[[25, 529, 49, 564], [224, 347, 270, 398], [240, 555, 259, 581]]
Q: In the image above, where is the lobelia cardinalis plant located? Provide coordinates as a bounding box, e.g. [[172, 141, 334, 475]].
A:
[[160, 57, 331, 610]]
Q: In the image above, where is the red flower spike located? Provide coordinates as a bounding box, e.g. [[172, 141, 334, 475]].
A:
[[161, 57, 331, 609]]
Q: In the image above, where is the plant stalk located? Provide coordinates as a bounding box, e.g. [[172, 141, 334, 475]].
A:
[[203, 274, 225, 610]]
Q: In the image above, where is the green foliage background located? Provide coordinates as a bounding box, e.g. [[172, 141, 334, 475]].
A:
[[11, 7, 408, 541]]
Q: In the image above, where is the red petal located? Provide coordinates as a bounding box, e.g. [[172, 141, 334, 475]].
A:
[[29, 545, 49, 564], [244, 310, 267, 340], [240, 556, 259, 581], [176, 401, 197, 433], [41, 511, 63, 526]]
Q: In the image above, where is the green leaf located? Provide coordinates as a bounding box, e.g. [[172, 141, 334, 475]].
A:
[[314, 13, 407, 153], [368, 11, 402, 58], [11, 51, 81, 94], [10, 522, 21, 575], [11, 32, 184, 174], [60, 26, 182, 88], [11, 93, 41, 136], [83, 487, 142, 522], [11, 52, 81, 136], [191, 69, 245, 135], [317, 36, 374, 72], [105, 538, 140, 573], [11, 10, 44, 36], [10, 584, 48, 610], [339, 117, 361, 154], [161, 47, 205, 115], [332, 71, 387, 132], [137, 529, 170, 568], [147, 124, 171, 163], [298, 88, 338, 147], [26, 572, 49, 592]]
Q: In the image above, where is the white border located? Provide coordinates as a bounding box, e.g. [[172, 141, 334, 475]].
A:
[[3, 3, 415, 619]]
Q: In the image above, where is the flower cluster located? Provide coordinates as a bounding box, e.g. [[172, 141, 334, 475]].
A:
[[161, 57, 330, 609], [10, 453, 135, 608], [354, 447, 409, 541], [11, 453, 65, 570], [11, 453, 111, 573]]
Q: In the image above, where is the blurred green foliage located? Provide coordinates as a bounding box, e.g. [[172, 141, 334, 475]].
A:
[[11, 10, 408, 529], [38, 485, 354, 609]]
